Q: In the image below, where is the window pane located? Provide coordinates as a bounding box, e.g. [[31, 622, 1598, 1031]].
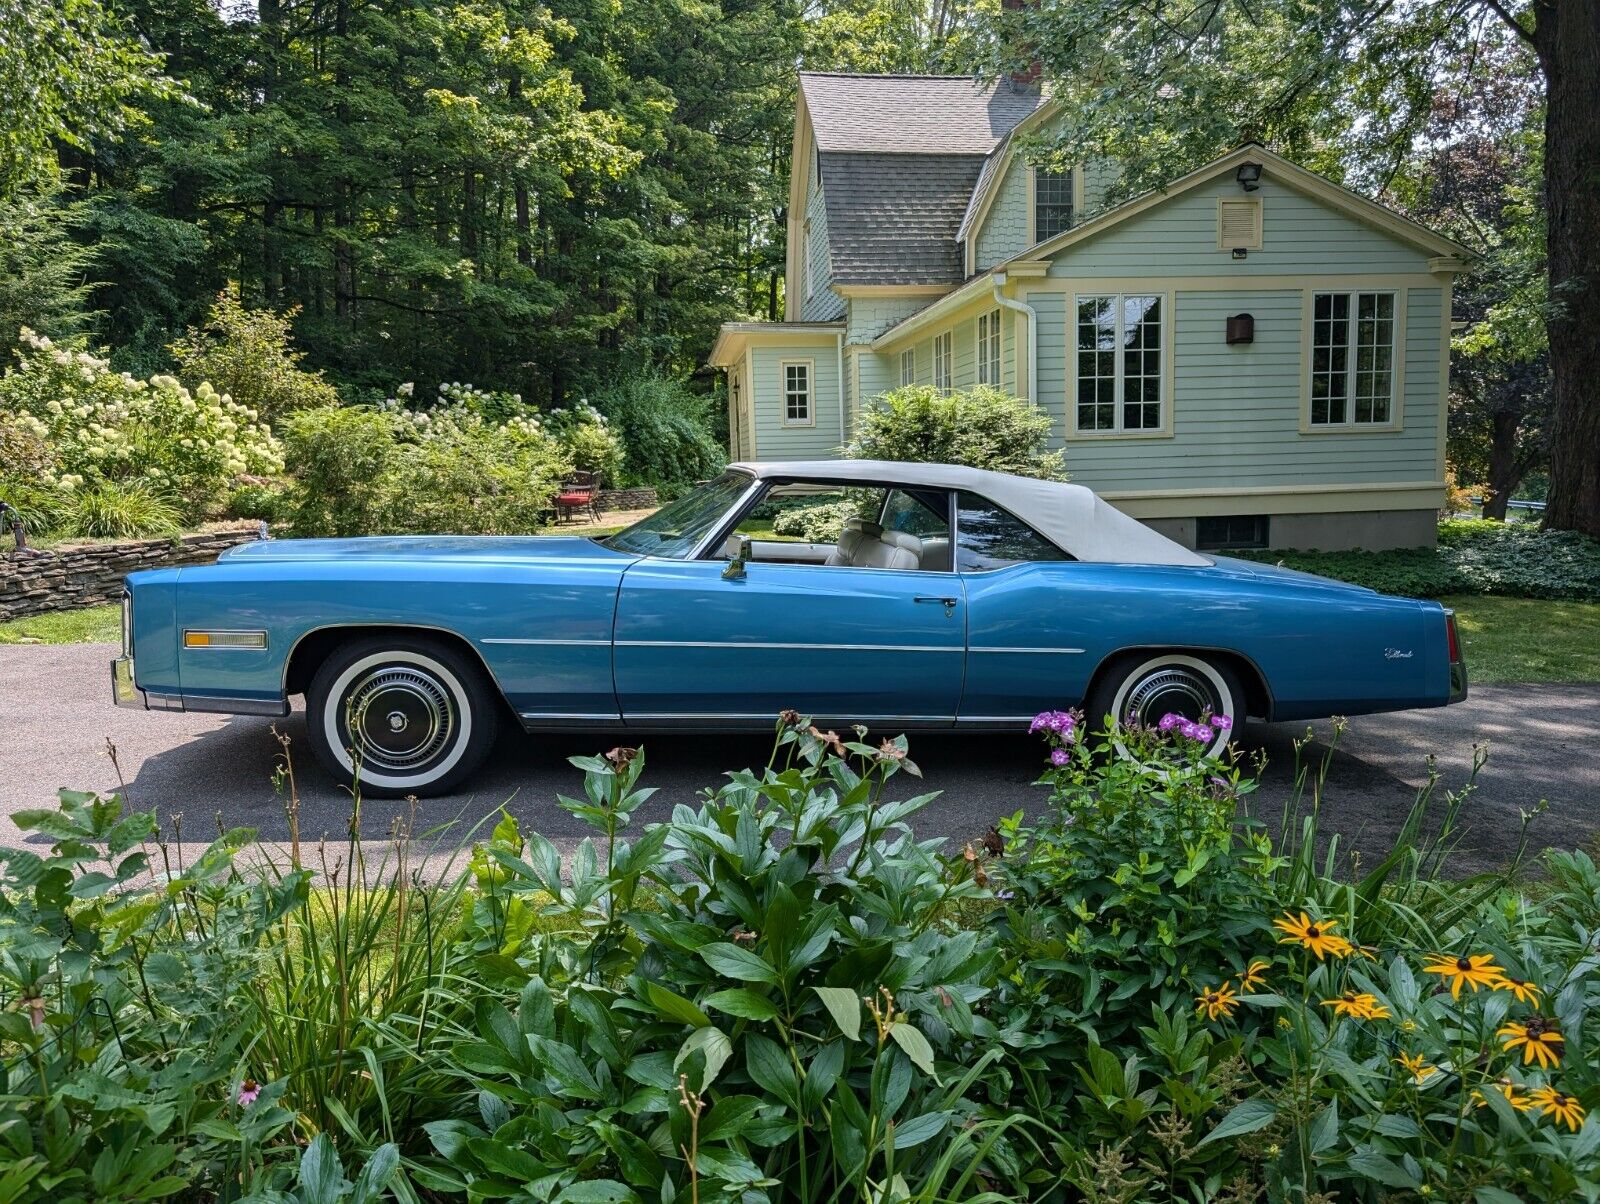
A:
[[1310, 292, 1351, 424], [1034, 169, 1074, 241], [956, 491, 1072, 570]]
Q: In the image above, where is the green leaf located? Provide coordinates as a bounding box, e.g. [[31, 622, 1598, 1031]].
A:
[[297, 1134, 348, 1204], [1309, 1099, 1338, 1155], [646, 982, 712, 1028], [812, 986, 861, 1041], [703, 988, 779, 1021], [890, 1111, 950, 1150], [554, 1179, 639, 1203], [698, 942, 778, 984], [1197, 1098, 1276, 1148], [745, 1034, 800, 1110], [700, 1094, 764, 1143], [1347, 1150, 1420, 1188], [675, 1025, 732, 1090], [889, 1024, 939, 1081], [351, 1144, 401, 1204]]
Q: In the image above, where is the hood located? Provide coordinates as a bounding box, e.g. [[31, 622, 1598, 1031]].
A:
[[219, 534, 636, 565]]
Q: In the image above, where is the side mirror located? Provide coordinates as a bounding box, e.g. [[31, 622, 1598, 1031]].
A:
[[722, 534, 752, 580]]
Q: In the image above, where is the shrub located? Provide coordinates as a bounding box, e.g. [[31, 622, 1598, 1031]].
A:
[[59, 478, 181, 538], [544, 398, 625, 485], [848, 385, 1067, 480], [169, 291, 341, 423], [282, 396, 570, 537], [0, 329, 282, 526], [592, 370, 726, 491], [225, 480, 293, 525], [1236, 518, 1600, 601], [770, 499, 860, 542]]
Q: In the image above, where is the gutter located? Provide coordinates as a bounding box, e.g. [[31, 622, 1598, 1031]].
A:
[[991, 272, 1037, 404], [836, 332, 846, 446]]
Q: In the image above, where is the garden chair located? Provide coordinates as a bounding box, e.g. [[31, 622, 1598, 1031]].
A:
[[555, 470, 603, 524]]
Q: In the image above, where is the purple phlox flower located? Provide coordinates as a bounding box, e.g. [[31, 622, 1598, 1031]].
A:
[[1157, 713, 1184, 732], [1049, 747, 1071, 767], [1211, 714, 1233, 731], [237, 1079, 261, 1108], [1032, 710, 1076, 737], [1192, 724, 1215, 744]]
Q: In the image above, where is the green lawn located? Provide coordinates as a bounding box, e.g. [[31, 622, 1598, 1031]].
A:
[[3, 593, 1594, 686], [0, 603, 122, 645], [1443, 594, 1600, 684]]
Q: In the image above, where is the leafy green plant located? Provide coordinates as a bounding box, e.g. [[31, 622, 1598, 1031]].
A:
[[592, 370, 727, 493], [771, 499, 861, 542], [1235, 518, 1600, 601], [543, 399, 625, 485], [169, 291, 342, 425], [58, 478, 181, 538], [847, 385, 1067, 481]]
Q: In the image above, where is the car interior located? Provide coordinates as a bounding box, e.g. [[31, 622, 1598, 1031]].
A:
[[715, 481, 1068, 573]]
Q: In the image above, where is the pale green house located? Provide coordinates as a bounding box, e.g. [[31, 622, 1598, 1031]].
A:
[[708, 73, 1468, 551]]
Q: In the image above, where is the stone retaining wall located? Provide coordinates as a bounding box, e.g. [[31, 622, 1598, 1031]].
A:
[[595, 487, 657, 511], [0, 523, 263, 622]]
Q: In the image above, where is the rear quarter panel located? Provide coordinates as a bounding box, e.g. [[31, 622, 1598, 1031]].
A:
[[962, 561, 1449, 721]]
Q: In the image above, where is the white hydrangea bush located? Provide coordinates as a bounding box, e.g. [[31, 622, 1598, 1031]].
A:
[[1, 329, 283, 520]]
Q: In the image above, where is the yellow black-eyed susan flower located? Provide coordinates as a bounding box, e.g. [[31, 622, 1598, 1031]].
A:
[[1195, 982, 1240, 1021], [1529, 1086, 1585, 1132], [1394, 1052, 1439, 1085], [1273, 911, 1354, 960], [1496, 975, 1542, 1006], [1472, 1078, 1535, 1112], [1421, 953, 1506, 999], [1498, 1017, 1564, 1070], [1238, 960, 1270, 991], [1321, 990, 1391, 1021]]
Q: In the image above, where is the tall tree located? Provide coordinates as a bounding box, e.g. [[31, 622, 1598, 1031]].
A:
[[997, 0, 1600, 536]]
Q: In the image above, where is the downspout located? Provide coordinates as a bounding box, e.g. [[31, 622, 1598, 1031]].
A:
[[991, 271, 1037, 405], [836, 332, 846, 449]]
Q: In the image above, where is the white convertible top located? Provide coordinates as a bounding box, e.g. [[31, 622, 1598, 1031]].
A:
[[730, 460, 1211, 567]]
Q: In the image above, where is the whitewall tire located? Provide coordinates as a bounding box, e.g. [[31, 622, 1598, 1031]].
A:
[[1089, 651, 1245, 758], [306, 636, 500, 797]]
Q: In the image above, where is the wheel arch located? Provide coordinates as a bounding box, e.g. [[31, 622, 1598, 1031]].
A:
[[284, 623, 517, 721], [1085, 645, 1275, 722]]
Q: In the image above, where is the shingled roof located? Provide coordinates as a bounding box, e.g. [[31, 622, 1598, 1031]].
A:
[[798, 74, 1045, 287], [798, 73, 1045, 155], [819, 153, 985, 285]]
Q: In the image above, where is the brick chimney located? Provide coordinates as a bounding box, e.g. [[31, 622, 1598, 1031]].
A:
[[1002, 0, 1042, 87]]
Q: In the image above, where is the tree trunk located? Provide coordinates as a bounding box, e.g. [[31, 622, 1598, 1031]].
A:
[[1534, 0, 1600, 536], [509, 69, 533, 267], [1484, 409, 1525, 519]]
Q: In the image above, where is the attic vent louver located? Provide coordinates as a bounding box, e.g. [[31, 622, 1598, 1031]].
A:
[[1218, 197, 1263, 251]]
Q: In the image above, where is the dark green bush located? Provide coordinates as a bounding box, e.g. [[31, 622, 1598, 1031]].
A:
[[1235, 518, 1600, 601], [592, 371, 726, 493], [848, 385, 1067, 480]]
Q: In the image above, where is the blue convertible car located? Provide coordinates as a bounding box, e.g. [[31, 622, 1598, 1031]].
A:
[[112, 461, 1467, 795]]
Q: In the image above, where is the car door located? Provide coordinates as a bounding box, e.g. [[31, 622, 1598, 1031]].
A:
[[954, 490, 1100, 723], [612, 501, 966, 726]]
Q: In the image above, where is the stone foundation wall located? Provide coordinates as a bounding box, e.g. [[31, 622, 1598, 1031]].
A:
[[0, 523, 263, 622], [595, 487, 657, 511]]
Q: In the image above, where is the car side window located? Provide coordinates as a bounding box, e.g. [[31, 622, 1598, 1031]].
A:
[[955, 491, 1073, 571]]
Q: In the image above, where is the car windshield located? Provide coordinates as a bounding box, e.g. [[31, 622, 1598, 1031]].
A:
[[602, 471, 753, 558]]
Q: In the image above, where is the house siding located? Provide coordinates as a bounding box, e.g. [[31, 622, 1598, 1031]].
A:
[[973, 147, 1119, 271], [748, 341, 843, 459], [799, 183, 836, 320], [847, 296, 930, 343], [1045, 176, 1434, 278], [1028, 284, 1442, 496]]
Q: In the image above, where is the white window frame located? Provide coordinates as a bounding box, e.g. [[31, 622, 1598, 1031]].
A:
[[976, 309, 1002, 386], [1216, 196, 1263, 251], [1032, 167, 1077, 243], [932, 331, 952, 394], [1069, 292, 1174, 439], [1301, 288, 1405, 433], [779, 358, 815, 427], [899, 348, 915, 387]]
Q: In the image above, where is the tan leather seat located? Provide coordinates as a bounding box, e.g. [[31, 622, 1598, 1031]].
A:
[[827, 516, 924, 570], [826, 516, 877, 566]]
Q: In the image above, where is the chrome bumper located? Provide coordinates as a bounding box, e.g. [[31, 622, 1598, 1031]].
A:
[[111, 654, 145, 709]]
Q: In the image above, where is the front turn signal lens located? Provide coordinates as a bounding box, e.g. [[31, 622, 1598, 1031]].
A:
[[184, 630, 268, 650]]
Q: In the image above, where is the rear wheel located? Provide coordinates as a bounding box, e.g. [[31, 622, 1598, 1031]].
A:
[[306, 636, 500, 797], [1086, 651, 1244, 757]]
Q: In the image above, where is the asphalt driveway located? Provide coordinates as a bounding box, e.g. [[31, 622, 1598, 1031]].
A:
[[1, 643, 1595, 877]]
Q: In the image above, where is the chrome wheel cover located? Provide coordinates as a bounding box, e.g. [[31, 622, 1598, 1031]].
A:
[[1123, 666, 1218, 727], [342, 665, 455, 772]]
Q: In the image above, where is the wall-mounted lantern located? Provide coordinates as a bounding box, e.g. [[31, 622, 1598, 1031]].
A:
[[1226, 313, 1255, 345], [1236, 162, 1263, 192]]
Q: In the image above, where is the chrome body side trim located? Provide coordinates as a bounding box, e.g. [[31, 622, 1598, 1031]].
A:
[[970, 646, 1086, 655], [614, 639, 961, 654], [481, 637, 609, 646]]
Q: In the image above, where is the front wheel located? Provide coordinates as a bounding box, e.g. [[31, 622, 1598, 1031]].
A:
[[306, 636, 500, 797], [1085, 651, 1245, 758]]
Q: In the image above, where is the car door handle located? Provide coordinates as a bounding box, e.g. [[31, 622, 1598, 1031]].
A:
[[915, 595, 959, 616]]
